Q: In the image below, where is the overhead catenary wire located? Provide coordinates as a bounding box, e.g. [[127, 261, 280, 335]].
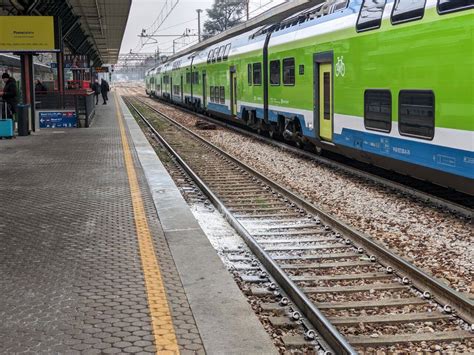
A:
[[133, 0, 181, 53], [133, 0, 278, 61], [171, 0, 277, 54]]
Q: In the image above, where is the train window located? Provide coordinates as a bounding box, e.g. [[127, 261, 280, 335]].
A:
[[438, 0, 473, 13], [220, 87, 225, 104], [399, 90, 435, 140], [248, 64, 252, 85], [192, 72, 199, 84], [356, 0, 387, 32], [364, 90, 392, 132], [223, 43, 231, 60], [207, 50, 214, 64], [186, 72, 191, 84], [283, 58, 295, 85], [323, 72, 331, 120], [299, 65, 305, 75], [270, 60, 280, 86], [210, 86, 215, 102], [212, 49, 219, 63], [391, 0, 426, 24], [217, 46, 224, 62], [333, 0, 350, 11], [253, 63, 262, 85]]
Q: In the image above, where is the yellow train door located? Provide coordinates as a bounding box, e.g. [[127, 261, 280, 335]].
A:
[[319, 63, 332, 141]]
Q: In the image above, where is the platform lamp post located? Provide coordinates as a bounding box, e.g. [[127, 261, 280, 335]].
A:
[[197, 9, 202, 42]]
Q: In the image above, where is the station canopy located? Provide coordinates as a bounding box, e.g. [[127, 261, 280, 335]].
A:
[[0, 0, 132, 65]]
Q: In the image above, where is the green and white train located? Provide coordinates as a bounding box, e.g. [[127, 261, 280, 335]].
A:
[[145, 0, 473, 195]]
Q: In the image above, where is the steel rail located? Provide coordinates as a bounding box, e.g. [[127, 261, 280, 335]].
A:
[[125, 97, 357, 355], [140, 95, 473, 219], [129, 96, 474, 326]]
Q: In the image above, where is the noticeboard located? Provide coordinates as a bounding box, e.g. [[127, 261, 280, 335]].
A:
[[39, 111, 77, 128], [0, 16, 60, 52], [64, 54, 90, 69]]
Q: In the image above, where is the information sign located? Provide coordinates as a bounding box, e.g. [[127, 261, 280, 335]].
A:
[[0, 16, 60, 52], [39, 111, 77, 128], [94, 66, 109, 73], [64, 54, 90, 69]]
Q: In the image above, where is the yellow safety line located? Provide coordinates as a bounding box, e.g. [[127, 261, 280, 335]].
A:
[[114, 94, 180, 355]]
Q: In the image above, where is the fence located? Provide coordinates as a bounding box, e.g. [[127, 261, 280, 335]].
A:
[[35, 91, 96, 127]]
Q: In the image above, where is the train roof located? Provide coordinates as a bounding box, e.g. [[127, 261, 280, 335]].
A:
[[149, 0, 443, 73], [157, 0, 359, 70]]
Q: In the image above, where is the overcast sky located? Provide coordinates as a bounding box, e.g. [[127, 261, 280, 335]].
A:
[[120, 0, 285, 55]]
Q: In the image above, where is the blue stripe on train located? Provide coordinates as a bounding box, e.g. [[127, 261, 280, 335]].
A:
[[208, 102, 231, 115], [208, 102, 472, 178], [334, 129, 474, 179]]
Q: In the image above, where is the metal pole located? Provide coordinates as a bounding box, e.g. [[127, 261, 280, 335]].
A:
[[246, 0, 250, 20], [196, 9, 202, 42], [173, 39, 176, 54]]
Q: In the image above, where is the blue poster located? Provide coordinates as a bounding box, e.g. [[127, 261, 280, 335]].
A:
[[39, 111, 77, 128]]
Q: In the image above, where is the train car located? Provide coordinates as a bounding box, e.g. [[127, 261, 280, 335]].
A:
[[181, 55, 194, 107], [145, 68, 151, 95], [169, 58, 183, 103], [189, 50, 206, 110], [150, 67, 157, 96], [154, 66, 162, 98], [161, 62, 172, 100], [145, 0, 473, 194]]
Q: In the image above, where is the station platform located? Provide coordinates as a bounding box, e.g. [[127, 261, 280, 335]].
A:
[[0, 92, 276, 354]]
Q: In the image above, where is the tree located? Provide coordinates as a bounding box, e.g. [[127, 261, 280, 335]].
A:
[[202, 0, 246, 39]]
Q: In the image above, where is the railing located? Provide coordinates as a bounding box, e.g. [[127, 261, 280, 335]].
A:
[[35, 91, 96, 127]]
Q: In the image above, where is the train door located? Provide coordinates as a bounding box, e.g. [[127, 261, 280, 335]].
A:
[[230, 67, 237, 116], [160, 77, 163, 96], [314, 52, 333, 142], [319, 63, 332, 141], [202, 71, 207, 108], [180, 75, 184, 102], [170, 77, 173, 99]]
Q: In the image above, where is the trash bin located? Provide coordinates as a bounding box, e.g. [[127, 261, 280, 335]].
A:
[[17, 104, 30, 136]]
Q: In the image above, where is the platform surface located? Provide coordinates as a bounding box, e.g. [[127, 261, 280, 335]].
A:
[[0, 92, 276, 354]]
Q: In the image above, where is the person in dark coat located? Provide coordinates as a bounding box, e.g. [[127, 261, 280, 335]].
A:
[[1, 73, 18, 119], [100, 79, 110, 104], [91, 79, 100, 105], [35, 79, 47, 93]]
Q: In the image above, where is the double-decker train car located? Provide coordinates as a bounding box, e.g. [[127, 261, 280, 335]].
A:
[[146, 0, 473, 195]]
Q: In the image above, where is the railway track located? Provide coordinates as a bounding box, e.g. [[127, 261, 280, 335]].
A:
[[130, 89, 473, 219], [124, 96, 473, 354]]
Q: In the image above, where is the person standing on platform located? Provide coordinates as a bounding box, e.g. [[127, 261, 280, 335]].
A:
[[1, 73, 18, 119], [100, 78, 110, 105], [34, 79, 47, 93], [91, 79, 100, 105]]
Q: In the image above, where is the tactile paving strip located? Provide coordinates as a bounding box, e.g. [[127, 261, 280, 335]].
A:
[[0, 96, 204, 354]]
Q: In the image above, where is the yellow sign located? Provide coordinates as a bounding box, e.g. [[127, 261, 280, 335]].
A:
[[0, 16, 58, 52]]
